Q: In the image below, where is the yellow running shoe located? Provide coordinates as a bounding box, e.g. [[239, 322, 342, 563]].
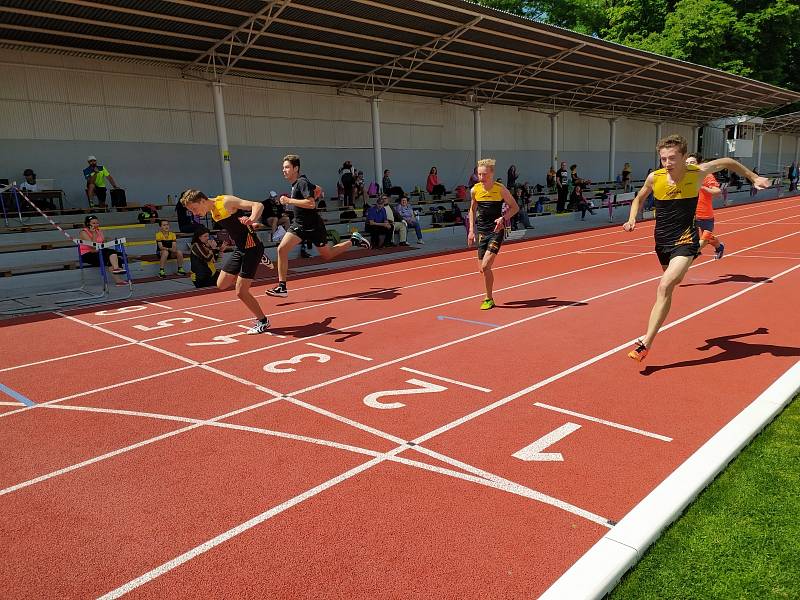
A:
[[480, 298, 495, 310]]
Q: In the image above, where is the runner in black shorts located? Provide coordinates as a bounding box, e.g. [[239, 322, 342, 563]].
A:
[[467, 158, 519, 310], [180, 190, 272, 334], [623, 134, 771, 362], [266, 154, 371, 298]]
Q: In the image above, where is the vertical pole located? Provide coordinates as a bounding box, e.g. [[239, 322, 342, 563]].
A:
[[691, 126, 699, 154], [776, 134, 783, 177], [550, 113, 558, 170], [472, 107, 482, 164], [212, 82, 233, 195], [608, 118, 617, 181], [655, 122, 663, 167], [794, 135, 800, 163], [370, 98, 383, 189], [756, 133, 763, 172]]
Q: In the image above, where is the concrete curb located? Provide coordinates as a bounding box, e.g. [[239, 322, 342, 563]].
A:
[[538, 359, 800, 600]]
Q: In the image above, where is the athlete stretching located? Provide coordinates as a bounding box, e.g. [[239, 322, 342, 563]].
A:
[[686, 153, 725, 259], [468, 158, 519, 310], [266, 154, 370, 298], [624, 135, 770, 362], [180, 190, 271, 334]]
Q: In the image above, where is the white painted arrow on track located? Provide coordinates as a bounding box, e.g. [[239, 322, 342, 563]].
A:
[[513, 422, 582, 462]]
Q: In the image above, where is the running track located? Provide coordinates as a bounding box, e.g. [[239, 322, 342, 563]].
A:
[[1, 198, 799, 598]]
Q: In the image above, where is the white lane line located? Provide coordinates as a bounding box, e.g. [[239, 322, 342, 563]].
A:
[[287, 227, 800, 398], [0, 401, 23, 406], [0, 366, 196, 420], [399, 367, 491, 393], [732, 254, 800, 260], [0, 342, 134, 373], [143, 300, 173, 309], [533, 402, 672, 442], [412, 258, 800, 447], [183, 311, 224, 322], [305, 343, 373, 361], [96, 454, 392, 600], [0, 395, 284, 497]]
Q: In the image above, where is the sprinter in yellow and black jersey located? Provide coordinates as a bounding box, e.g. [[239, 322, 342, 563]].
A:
[[468, 158, 519, 311], [180, 190, 272, 335], [622, 134, 771, 363]]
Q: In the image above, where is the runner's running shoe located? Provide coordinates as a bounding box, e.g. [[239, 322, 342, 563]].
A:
[[266, 284, 288, 298], [627, 340, 649, 362], [351, 231, 371, 249], [480, 298, 495, 310], [714, 242, 725, 260], [245, 317, 270, 335]]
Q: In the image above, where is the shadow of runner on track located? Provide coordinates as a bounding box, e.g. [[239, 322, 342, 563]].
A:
[[274, 286, 403, 307], [497, 296, 588, 310], [681, 274, 774, 287], [640, 328, 800, 376], [268, 316, 361, 343]]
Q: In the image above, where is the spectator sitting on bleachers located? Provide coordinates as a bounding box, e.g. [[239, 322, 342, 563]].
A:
[[190, 226, 227, 288], [263, 191, 291, 242], [83, 155, 119, 209], [366, 195, 393, 248], [546, 166, 556, 192], [571, 185, 595, 220], [355, 170, 369, 206], [382, 169, 405, 199], [384, 199, 409, 247], [19, 169, 39, 193], [512, 187, 533, 229], [396, 196, 423, 244], [156, 219, 186, 278], [78, 215, 127, 285], [427, 166, 446, 198]]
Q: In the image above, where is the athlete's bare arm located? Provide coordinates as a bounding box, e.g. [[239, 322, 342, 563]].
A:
[[699, 158, 771, 189], [500, 185, 520, 231], [219, 195, 264, 225], [623, 172, 655, 232], [467, 187, 477, 246]]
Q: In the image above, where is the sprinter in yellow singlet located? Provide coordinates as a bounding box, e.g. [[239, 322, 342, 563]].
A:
[[623, 134, 771, 362], [468, 158, 519, 310]]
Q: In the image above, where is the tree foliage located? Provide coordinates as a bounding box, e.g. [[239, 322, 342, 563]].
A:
[[476, 0, 800, 94]]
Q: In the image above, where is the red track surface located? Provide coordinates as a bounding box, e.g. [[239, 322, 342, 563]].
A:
[[1, 197, 799, 598]]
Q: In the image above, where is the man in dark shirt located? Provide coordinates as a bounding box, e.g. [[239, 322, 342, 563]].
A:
[[266, 154, 371, 298], [555, 161, 570, 213]]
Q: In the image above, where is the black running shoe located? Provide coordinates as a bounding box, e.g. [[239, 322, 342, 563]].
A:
[[266, 284, 288, 298]]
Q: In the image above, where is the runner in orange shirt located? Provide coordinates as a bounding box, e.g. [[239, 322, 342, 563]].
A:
[[687, 153, 725, 259]]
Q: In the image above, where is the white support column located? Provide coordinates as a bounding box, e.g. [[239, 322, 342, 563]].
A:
[[756, 133, 764, 172], [795, 135, 800, 163], [776, 134, 783, 176], [608, 118, 617, 181], [655, 122, 663, 167], [370, 98, 383, 189], [472, 107, 482, 164], [212, 82, 233, 195], [550, 113, 559, 170], [691, 126, 699, 154]]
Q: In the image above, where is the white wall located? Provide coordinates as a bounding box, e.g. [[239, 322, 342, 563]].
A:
[[0, 49, 788, 208]]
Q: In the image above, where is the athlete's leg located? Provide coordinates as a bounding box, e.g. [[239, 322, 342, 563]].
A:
[[480, 251, 498, 301], [642, 255, 694, 348], [217, 270, 237, 291], [276, 231, 301, 282], [235, 276, 267, 321]]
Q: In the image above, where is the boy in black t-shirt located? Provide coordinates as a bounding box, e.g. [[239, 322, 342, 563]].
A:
[[266, 154, 371, 298]]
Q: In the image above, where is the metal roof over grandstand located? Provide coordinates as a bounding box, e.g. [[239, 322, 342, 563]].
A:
[[761, 111, 800, 136], [2, 0, 799, 126]]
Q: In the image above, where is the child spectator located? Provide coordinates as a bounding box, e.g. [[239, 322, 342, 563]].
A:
[[155, 219, 186, 278], [190, 227, 227, 288]]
